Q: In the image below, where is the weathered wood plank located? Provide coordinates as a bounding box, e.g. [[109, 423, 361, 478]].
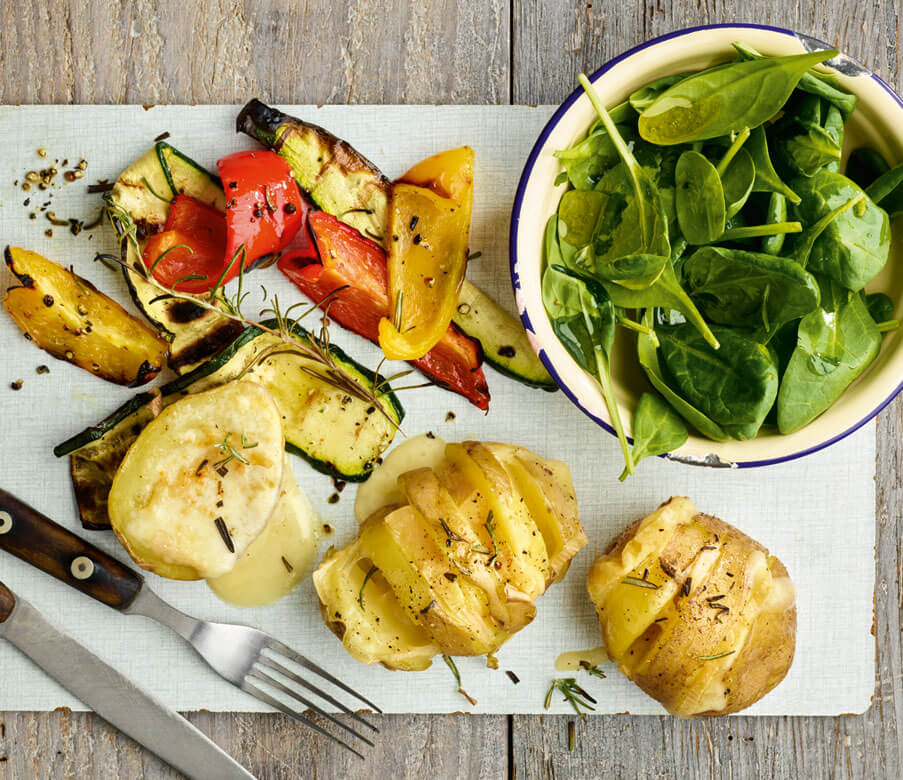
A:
[[511, 4, 903, 778], [0, 0, 510, 777], [0, 0, 510, 105], [512, 1, 901, 104]]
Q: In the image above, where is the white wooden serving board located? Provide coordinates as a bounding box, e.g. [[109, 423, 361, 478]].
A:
[[0, 106, 875, 716]]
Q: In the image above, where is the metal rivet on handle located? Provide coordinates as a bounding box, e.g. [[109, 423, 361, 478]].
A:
[[71, 556, 94, 580], [0, 511, 12, 534]]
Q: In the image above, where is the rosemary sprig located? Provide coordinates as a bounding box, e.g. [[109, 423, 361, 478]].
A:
[[214, 517, 235, 553], [544, 678, 596, 721], [213, 432, 251, 469], [697, 650, 735, 661], [578, 661, 607, 679], [621, 575, 659, 590], [357, 565, 377, 610], [443, 655, 477, 707], [100, 204, 406, 430], [484, 510, 498, 565]]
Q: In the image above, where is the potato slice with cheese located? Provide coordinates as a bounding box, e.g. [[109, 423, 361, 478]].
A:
[[314, 437, 586, 669], [587, 497, 796, 716], [207, 457, 320, 606], [109, 380, 284, 579]]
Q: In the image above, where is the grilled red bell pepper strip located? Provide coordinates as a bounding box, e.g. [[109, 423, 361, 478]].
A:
[[141, 194, 227, 293], [217, 150, 304, 269], [278, 211, 490, 409]]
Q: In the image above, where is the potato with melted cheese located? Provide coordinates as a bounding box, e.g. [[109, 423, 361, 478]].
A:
[[587, 497, 796, 716], [314, 436, 587, 669], [109, 380, 285, 579]]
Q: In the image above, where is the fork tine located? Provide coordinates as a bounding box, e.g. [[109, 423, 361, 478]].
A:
[[242, 680, 366, 760], [264, 638, 383, 713], [248, 666, 374, 747], [256, 655, 379, 733]]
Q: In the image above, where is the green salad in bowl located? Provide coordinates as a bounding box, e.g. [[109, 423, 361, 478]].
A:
[[512, 26, 903, 476]]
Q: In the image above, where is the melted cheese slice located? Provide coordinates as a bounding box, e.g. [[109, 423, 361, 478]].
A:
[[207, 458, 322, 606], [353, 433, 448, 523], [109, 380, 284, 579]]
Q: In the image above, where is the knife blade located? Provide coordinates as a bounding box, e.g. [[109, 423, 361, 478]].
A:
[[0, 584, 255, 780]]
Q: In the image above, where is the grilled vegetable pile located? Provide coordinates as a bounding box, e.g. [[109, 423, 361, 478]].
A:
[[313, 436, 586, 670], [543, 43, 901, 476], [587, 497, 796, 716]]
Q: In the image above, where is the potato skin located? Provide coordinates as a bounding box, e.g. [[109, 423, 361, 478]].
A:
[[588, 498, 796, 717]]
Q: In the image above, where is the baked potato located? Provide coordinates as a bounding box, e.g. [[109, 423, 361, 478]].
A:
[[108, 380, 285, 579], [587, 497, 796, 716], [314, 436, 587, 669]]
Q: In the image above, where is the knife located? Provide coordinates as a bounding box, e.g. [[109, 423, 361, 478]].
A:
[[0, 580, 255, 780]]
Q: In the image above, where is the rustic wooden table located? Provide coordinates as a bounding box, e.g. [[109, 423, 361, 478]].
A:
[[0, 2, 900, 777]]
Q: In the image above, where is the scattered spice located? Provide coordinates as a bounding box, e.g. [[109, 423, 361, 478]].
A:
[[195, 459, 208, 477], [681, 577, 692, 597], [497, 345, 516, 358], [327, 493, 340, 504], [35, 365, 49, 375], [281, 556, 294, 573], [412, 233, 422, 245], [332, 478, 347, 493], [456, 302, 471, 316], [283, 202, 297, 215], [214, 517, 235, 553], [154, 131, 171, 142], [445, 411, 456, 422], [42, 295, 54, 307], [467, 251, 482, 262], [409, 216, 419, 230], [87, 181, 114, 194], [44, 229, 53, 237], [36, 147, 47, 158], [505, 670, 520, 685], [425, 431, 436, 439], [322, 523, 333, 535], [10, 380, 23, 391]]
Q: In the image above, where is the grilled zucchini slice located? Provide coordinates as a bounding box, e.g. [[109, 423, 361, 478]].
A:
[[106, 141, 243, 372]]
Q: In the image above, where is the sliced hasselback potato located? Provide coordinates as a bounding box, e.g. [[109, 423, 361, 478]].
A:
[[587, 497, 797, 717], [313, 436, 586, 669], [106, 141, 243, 372], [3, 246, 168, 386], [237, 99, 555, 389], [56, 320, 404, 530], [109, 380, 285, 580]]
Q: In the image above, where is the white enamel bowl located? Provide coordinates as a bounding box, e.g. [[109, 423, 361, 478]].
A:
[[510, 23, 903, 467]]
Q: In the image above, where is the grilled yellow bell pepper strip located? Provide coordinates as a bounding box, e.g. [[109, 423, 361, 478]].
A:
[[378, 147, 474, 361]]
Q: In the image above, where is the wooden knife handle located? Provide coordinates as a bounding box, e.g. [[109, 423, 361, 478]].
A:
[[0, 489, 143, 610], [0, 581, 15, 623]]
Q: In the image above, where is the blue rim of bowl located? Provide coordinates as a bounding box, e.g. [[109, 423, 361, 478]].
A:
[[509, 22, 903, 469]]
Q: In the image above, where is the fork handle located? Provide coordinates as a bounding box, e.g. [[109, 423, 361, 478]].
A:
[[0, 488, 143, 610]]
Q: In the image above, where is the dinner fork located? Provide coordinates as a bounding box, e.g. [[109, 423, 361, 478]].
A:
[[0, 488, 380, 758]]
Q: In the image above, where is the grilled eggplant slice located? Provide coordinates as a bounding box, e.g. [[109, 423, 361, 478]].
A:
[[238, 99, 554, 389], [106, 142, 243, 372], [3, 246, 167, 386], [56, 320, 404, 530]]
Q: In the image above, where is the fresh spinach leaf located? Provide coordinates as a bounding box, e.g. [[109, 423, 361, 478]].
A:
[[578, 74, 671, 289], [682, 246, 820, 336], [747, 125, 801, 203], [718, 220, 801, 242], [823, 104, 844, 173], [762, 192, 789, 254], [637, 49, 836, 145], [777, 278, 881, 433], [675, 150, 726, 244], [629, 73, 689, 114], [541, 264, 634, 473], [636, 312, 729, 441], [790, 171, 890, 291], [558, 189, 605, 247], [657, 322, 779, 440], [602, 260, 719, 349], [619, 392, 688, 480], [863, 291, 899, 334], [732, 41, 856, 119], [865, 164, 903, 220], [719, 146, 756, 217], [846, 148, 890, 190], [775, 95, 842, 177], [554, 127, 624, 191]]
